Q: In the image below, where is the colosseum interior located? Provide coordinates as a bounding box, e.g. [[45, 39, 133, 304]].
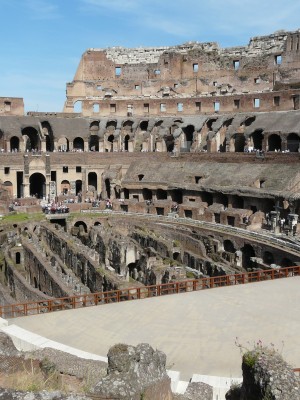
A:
[[0, 29, 300, 397]]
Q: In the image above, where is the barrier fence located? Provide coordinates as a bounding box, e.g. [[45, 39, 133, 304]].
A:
[[0, 265, 299, 320]]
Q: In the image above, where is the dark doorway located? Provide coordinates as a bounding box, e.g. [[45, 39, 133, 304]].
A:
[[182, 125, 194, 151], [29, 173, 45, 198], [10, 136, 19, 152], [287, 133, 300, 152], [22, 127, 40, 151], [89, 135, 99, 151], [268, 134, 281, 151], [88, 172, 97, 192], [73, 137, 84, 151], [251, 130, 263, 150], [241, 244, 255, 270], [105, 179, 111, 198], [124, 135, 130, 151]]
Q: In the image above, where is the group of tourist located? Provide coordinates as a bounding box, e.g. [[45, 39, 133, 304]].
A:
[[42, 202, 69, 214]]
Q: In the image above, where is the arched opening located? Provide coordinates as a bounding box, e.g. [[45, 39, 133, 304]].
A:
[[263, 251, 274, 265], [173, 251, 180, 261], [243, 116, 256, 127], [106, 120, 117, 131], [124, 134, 130, 151], [224, 240, 236, 253], [74, 101, 82, 113], [15, 252, 21, 264], [164, 134, 175, 152], [89, 135, 99, 151], [287, 133, 300, 152], [42, 121, 54, 152], [107, 135, 114, 152], [157, 189, 168, 200], [29, 173, 45, 198], [142, 188, 152, 200], [74, 221, 88, 233], [76, 180, 82, 195], [57, 137, 69, 152], [105, 178, 111, 198], [268, 134, 282, 151], [250, 130, 263, 150], [234, 133, 245, 152], [223, 118, 233, 128], [140, 121, 149, 131], [128, 262, 140, 280], [206, 119, 217, 130], [3, 181, 13, 197], [90, 121, 100, 132], [94, 221, 102, 226], [10, 136, 19, 152], [214, 193, 228, 207], [171, 189, 183, 204], [73, 137, 84, 151], [61, 180, 70, 195], [22, 127, 40, 151], [88, 172, 97, 192], [182, 125, 194, 151], [241, 244, 255, 270], [122, 120, 133, 132]]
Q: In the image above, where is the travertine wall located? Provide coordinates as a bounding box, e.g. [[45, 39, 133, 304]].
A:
[[63, 30, 300, 116]]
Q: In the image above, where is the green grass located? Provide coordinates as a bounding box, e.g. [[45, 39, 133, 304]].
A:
[[0, 212, 45, 224]]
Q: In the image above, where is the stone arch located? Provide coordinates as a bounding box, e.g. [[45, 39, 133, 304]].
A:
[[73, 137, 84, 151], [10, 136, 19, 152], [74, 220, 88, 233], [90, 120, 100, 132], [29, 173, 46, 198], [287, 133, 300, 152], [94, 221, 102, 226], [206, 118, 217, 130], [22, 126, 40, 151], [140, 120, 149, 131], [106, 120, 117, 131], [268, 134, 282, 151], [122, 120, 133, 132], [224, 240, 236, 253], [242, 116, 256, 127], [73, 100, 82, 113], [57, 137, 69, 152]]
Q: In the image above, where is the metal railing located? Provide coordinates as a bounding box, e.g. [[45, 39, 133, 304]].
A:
[[1, 265, 299, 320]]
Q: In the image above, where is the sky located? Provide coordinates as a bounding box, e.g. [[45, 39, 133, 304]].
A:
[[0, 0, 299, 112]]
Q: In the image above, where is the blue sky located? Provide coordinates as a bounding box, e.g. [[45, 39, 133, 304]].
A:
[[0, 0, 299, 112]]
